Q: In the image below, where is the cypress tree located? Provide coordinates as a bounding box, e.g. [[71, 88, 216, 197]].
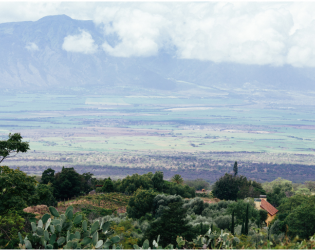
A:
[[233, 161, 238, 176], [231, 210, 235, 235], [241, 220, 245, 234], [244, 203, 249, 235]]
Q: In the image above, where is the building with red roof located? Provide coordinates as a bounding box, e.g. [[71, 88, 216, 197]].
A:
[[254, 195, 278, 226]]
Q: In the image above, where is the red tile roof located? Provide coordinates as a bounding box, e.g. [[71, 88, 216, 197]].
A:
[[260, 199, 278, 216]]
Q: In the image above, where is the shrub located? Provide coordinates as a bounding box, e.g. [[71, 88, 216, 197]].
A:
[[0, 211, 25, 249], [214, 215, 232, 230], [183, 197, 205, 215], [127, 189, 157, 219], [152, 194, 183, 218]]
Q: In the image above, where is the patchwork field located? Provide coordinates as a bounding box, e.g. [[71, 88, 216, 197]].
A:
[[1, 90, 315, 183]]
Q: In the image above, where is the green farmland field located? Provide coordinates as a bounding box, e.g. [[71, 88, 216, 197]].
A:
[[1, 91, 315, 182]]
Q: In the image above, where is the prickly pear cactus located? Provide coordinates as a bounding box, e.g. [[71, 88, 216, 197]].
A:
[[191, 228, 237, 249], [18, 206, 120, 249]]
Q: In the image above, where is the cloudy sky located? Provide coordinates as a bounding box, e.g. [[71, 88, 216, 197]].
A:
[[1, 2, 315, 67]]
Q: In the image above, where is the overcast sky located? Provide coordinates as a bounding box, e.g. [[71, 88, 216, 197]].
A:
[[1, 2, 315, 67]]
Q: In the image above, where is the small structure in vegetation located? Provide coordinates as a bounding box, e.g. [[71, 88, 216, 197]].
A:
[[254, 195, 278, 225]]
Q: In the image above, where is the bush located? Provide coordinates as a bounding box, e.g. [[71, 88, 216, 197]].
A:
[[184, 179, 210, 191], [163, 181, 195, 198], [119, 174, 153, 194], [187, 214, 214, 227], [184, 197, 206, 215], [214, 215, 232, 230], [270, 220, 282, 235], [127, 189, 157, 219], [152, 194, 183, 218], [0, 211, 25, 249]]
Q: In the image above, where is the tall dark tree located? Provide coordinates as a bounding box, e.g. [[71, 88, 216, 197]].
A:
[[102, 177, 114, 193], [144, 201, 194, 247], [233, 161, 238, 176], [0, 133, 30, 163], [152, 171, 164, 192], [41, 168, 55, 184], [241, 220, 245, 235], [244, 204, 249, 235], [81, 172, 95, 193], [230, 210, 235, 235], [53, 167, 82, 200], [212, 173, 239, 200]]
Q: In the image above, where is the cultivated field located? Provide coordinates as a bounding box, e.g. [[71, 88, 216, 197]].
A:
[[2, 91, 315, 182]]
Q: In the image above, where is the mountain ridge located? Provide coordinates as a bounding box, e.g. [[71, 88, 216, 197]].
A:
[[0, 15, 315, 94]]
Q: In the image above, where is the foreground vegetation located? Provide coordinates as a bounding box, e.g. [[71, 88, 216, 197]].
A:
[[2, 163, 315, 249], [1, 134, 315, 249]]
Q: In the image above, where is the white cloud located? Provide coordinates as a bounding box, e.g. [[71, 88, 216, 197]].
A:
[[92, 2, 315, 66], [96, 7, 166, 57], [3, 2, 315, 67], [25, 42, 39, 51], [62, 30, 98, 54]]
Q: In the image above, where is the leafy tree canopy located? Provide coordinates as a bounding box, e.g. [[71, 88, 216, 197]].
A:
[[102, 177, 114, 193], [294, 187, 311, 196], [184, 178, 210, 191], [284, 196, 315, 239], [127, 189, 157, 219], [0, 133, 30, 163], [152, 171, 164, 192], [80, 172, 95, 194], [212, 173, 265, 201], [267, 186, 287, 208], [119, 173, 153, 194], [30, 183, 57, 207], [262, 177, 293, 194], [41, 168, 55, 185], [305, 181, 315, 192], [0, 166, 37, 215], [152, 194, 183, 218], [53, 167, 82, 200], [278, 194, 309, 215], [163, 181, 195, 198]]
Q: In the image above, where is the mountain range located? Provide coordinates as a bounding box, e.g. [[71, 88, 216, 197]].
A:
[[1, 14, 315, 95]]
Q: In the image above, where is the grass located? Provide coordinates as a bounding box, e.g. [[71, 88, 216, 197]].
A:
[[56, 192, 130, 216]]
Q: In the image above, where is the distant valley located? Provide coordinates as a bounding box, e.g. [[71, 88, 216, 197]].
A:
[[1, 15, 315, 183]]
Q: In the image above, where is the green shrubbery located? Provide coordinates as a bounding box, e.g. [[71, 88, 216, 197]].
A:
[[3, 162, 315, 249], [17, 206, 121, 249]]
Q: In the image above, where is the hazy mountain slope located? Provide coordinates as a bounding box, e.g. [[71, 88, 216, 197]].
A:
[[0, 15, 314, 93]]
